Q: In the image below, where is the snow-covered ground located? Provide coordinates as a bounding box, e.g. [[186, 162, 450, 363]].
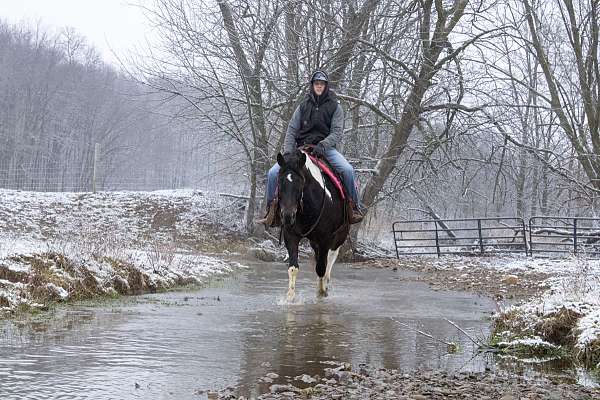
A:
[[0, 188, 245, 241], [473, 256, 600, 364], [0, 188, 248, 315]]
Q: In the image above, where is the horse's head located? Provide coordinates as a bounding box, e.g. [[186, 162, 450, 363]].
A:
[[277, 150, 307, 226]]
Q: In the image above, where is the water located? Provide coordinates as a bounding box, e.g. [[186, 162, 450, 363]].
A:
[[1, 260, 499, 399]]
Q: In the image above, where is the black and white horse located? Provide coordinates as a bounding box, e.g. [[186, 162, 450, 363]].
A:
[[276, 149, 350, 300]]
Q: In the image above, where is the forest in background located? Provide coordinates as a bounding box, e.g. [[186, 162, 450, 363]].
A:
[[1, 0, 599, 234], [0, 20, 242, 194]]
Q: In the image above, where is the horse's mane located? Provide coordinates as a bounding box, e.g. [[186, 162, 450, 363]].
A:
[[281, 151, 305, 172]]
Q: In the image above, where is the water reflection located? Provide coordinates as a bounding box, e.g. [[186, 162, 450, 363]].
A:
[[233, 262, 495, 397]]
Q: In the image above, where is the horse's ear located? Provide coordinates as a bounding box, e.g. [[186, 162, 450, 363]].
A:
[[277, 152, 285, 167], [298, 152, 306, 168]]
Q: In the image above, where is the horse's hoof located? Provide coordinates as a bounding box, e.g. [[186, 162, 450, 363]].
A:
[[287, 290, 296, 302], [317, 289, 328, 298]]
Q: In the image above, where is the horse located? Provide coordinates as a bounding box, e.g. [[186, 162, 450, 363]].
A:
[[275, 149, 350, 300]]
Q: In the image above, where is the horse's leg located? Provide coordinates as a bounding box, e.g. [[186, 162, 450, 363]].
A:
[[325, 247, 340, 285], [288, 265, 299, 301], [285, 232, 301, 301], [313, 243, 330, 297]]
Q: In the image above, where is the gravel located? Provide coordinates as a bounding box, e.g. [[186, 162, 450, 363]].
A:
[[216, 363, 600, 399]]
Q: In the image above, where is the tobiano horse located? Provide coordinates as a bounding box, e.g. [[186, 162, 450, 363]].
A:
[[275, 149, 350, 300]]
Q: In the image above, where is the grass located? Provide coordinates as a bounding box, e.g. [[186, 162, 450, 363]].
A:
[[578, 337, 600, 367], [0, 251, 239, 322], [537, 307, 582, 346], [490, 305, 600, 367], [489, 334, 570, 359]]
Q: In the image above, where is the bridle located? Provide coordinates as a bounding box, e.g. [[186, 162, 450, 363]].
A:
[[298, 166, 327, 238]]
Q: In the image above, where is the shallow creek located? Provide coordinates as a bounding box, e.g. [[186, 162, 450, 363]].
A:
[[0, 260, 594, 399]]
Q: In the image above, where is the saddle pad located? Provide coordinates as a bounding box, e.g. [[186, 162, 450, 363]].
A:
[[306, 154, 346, 200]]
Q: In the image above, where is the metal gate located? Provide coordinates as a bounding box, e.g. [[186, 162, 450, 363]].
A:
[[392, 217, 528, 257], [529, 217, 600, 257], [393, 216, 600, 258]]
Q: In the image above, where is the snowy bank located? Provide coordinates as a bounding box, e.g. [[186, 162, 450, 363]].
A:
[[0, 249, 245, 316], [0, 188, 249, 316], [491, 256, 600, 365], [0, 188, 246, 243]]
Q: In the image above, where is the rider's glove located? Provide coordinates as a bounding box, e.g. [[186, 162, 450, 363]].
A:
[[312, 142, 327, 159]]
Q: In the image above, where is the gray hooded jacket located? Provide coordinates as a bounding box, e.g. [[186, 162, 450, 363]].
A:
[[282, 99, 344, 154]]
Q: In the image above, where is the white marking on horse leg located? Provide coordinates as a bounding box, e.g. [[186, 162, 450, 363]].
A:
[[325, 248, 340, 284], [287, 266, 299, 301]]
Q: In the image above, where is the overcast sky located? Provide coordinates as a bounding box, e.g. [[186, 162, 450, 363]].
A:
[[0, 0, 152, 65]]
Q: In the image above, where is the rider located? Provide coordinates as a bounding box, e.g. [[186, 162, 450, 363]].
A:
[[257, 70, 365, 226]]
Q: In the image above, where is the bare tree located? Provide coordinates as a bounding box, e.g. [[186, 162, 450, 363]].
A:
[[521, 0, 600, 192]]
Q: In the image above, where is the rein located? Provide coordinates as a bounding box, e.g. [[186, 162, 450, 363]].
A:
[[298, 166, 327, 238]]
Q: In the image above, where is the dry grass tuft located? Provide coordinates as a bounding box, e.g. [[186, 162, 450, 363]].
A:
[[578, 337, 600, 367], [493, 308, 532, 337], [536, 307, 582, 346], [0, 264, 29, 283]]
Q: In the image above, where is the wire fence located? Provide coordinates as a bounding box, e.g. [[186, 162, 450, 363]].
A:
[[0, 163, 249, 194]]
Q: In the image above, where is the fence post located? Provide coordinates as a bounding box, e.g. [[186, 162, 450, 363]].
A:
[[434, 221, 441, 257], [92, 143, 100, 193], [574, 218, 578, 255], [392, 222, 399, 259], [521, 218, 529, 256], [478, 219, 484, 254], [529, 218, 534, 257]]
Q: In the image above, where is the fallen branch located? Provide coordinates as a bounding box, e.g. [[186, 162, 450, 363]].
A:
[[355, 168, 378, 175], [392, 318, 456, 348], [445, 318, 484, 347], [532, 227, 600, 237], [219, 192, 250, 200]]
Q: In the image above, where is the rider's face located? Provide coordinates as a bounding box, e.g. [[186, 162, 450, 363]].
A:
[[313, 80, 326, 96]]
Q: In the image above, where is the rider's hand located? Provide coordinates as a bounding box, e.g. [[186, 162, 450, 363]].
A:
[[312, 142, 327, 158]]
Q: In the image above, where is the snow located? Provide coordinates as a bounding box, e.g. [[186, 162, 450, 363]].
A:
[[393, 253, 600, 286], [497, 336, 559, 350], [0, 236, 44, 259], [1, 258, 32, 274], [0, 188, 245, 243], [576, 310, 600, 349], [498, 354, 561, 363], [490, 255, 600, 356], [0, 188, 248, 314], [489, 256, 600, 275], [46, 283, 69, 300]]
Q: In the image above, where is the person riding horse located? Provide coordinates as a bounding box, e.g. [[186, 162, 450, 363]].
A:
[[258, 70, 366, 226]]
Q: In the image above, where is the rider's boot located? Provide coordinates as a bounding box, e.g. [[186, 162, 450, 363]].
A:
[[256, 200, 281, 227], [349, 202, 365, 224]]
